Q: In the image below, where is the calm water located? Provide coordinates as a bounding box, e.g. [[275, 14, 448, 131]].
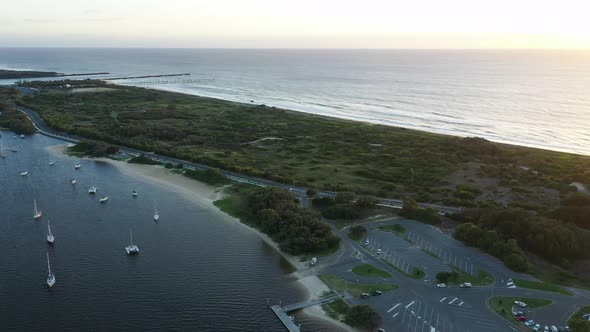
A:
[[0, 132, 333, 331], [1, 48, 589, 155]]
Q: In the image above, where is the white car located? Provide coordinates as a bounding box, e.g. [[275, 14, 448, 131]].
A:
[[533, 324, 541, 331], [436, 283, 447, 288], [514, 300, 528, 307], [364, 240, 369, 246], [525, 320, 534, 327], [377, 248, 382, 254]]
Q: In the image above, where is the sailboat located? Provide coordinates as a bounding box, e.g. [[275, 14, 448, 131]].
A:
[[46, 252, 56, 287], [33, 200, 42, 219], [88, 187, 97, 194], [153, 200, 159, 221], [20, 171, 29, 176], [47, 220, 55, 244], [132, 190, 138, 197], [0, 143, 5, 158], [70, 178, 77, 185], [74, 163, 82, 169], [125, 228, 140, 255], [49, 161, 55, 166], [99, 196, 109, 203]]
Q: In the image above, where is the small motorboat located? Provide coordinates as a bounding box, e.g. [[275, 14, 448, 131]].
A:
[[74, 163, 82, 169], [132, 190, 138, 197], [20, 134, 25, 139], [99, 196, 109, 203], [88, 187, 97, 194], [49, 161, 55, 166], [70, 178, 77, 185], [20, 171, 29, 176]]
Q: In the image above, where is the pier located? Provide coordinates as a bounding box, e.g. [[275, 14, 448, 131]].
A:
[[270, 293, 341, 331]]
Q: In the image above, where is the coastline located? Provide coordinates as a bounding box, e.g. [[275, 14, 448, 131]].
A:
[[46, 143, 353, 331]]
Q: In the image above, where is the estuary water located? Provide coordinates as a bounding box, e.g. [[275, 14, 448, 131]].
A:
[[0, 48, 589, 155], [0, 132, 332, 331]]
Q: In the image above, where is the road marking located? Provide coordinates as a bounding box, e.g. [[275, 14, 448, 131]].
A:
[[448, 297, 458, 305], [387, 303, 401, 313], [392, 312, 399, 318], [405, 300, 415, 309], [458, 301, 464, 306], [439, 297, 447, 302]]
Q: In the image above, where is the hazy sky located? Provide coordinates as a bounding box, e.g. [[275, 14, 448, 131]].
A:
[[1, 0, 590, 48]]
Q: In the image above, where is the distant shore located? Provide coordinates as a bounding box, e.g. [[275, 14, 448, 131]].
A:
[[45, 143, 352, 331]]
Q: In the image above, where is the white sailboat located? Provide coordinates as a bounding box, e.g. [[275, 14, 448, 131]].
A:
[[0, 143, 5, 158], [70, 178, 77, 185], [47, 220, 55, 244], [46, 252, 56, 287], [88, 187, 97, 194], [33, 200, 42, 219], [74, 163, 82, 169], [153, 200, 159, 221], [125, 228, 139, 255], [132, 190, 138, 197], [49, 161, 55, 166], [20, 171, 29, 176], [99, 196, 109, 203]]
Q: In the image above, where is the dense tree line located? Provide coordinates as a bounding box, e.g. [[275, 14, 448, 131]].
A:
[[245, 188, 340, 255], [313, 192, 378, 220], [0, 100, 36, 135], [548, 193, 590, 230], [399, 198, 441, 225], [344, 305, 381, 331], [70, 140, 119, 157]]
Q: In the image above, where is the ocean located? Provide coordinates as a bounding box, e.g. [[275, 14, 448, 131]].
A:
[[0, 48, 589, 155]]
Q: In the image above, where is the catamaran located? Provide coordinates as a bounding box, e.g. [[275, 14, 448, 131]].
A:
[[99, 196, 109, 203], [46, 252, 56, 287], [74, 163, 82, 169], [20, 171, 29, 176], [153, 200, 159, 221], [34, 200, 42, 219], [88, 187, 97, 194], [47, 220, 54, 244], [125, 228, 139, 255]]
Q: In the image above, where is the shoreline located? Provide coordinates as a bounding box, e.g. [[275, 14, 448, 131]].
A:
[[46, 143, 353, 331]]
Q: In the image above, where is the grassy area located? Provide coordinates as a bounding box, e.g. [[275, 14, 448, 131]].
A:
[[319, 274, 398, 297], [322, 299, 350, 322], [569, 305, 590, 323], [451, 267, 494, 286], [213, 183, 262, 218], [347, 230, 363, 242], [380, 259, 425, 279], [351, 264, 392, 278], [17, 80, 590, 210], [513, 278, 573, 296], [377, 224, 405, 235], [488, 297, 552, 326]]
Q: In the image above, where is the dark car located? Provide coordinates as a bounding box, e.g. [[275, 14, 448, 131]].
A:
[[372, 290, 383, 296]]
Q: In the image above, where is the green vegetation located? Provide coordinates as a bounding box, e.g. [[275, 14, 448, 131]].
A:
[[488, 297, 552, 324], [436, 269, 494, 286], [0, 88, 35, 134], [513, 278, 573, 296], [378, 224, 405, 235], [381, 259, 425, 279], [183, 168, 230, 186], [347, 225, 367, 241], [67, 140, 119, 157], [344, 304, 382, 331], [569, 306, 590, 332], [321, 299, 350, 321], [319, 274, 398, 297], [128, 154, 160, 165], [399, 198, 441, 225], [213, 187, 340, 255], [351, 264, 392, 278]]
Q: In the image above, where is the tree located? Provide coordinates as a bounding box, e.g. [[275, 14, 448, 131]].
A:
[[355, 195, 378, 208], [570, 318, 590, 332], [349, 225, 367, 241], [335, 191, 356, 204], [344, 305, 381, 330], [306, 188, 317, 198]]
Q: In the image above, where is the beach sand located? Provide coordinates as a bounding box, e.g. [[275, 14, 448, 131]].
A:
[[46, 144, 353, 331]]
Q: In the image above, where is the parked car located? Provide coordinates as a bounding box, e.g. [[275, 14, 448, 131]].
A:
[[364, 240, 369, 246], [372, 290, 383, 296], [361, 293, 370, 298], [544, 326, 549, 331], [377, 248, 382, 254], [516, 316, 527, 322], [550, 326, 558, 332], [459, 282, 472, 288], [533, 324, 541, 331], [377, 329, 386, 332], [436, 283, 447, 288], [514, 301, 528, 307], [513, 311, 525, 317], [525, 320, 535, 326]]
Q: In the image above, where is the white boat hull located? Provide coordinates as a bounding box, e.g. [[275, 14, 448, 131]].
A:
[[47, 235, 54, 244], [34, 212, 42, 219]]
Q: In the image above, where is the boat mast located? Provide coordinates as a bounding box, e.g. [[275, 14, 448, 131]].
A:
[[130, 228, 133, 245], [48, 220, 52, 236], [34, 200, 38, 215], [47, 252, 52, 275]]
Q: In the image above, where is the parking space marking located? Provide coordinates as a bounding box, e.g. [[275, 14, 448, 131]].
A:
[[458, 301, 464, 306], [439, 297, 447, 302], [392, 312, 399, 318], [448, 297, 458, 305], [388, 303, 401, 313], [405, 300, 415, 309]]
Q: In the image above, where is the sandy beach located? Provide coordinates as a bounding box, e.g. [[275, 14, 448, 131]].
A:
[[46, 143, 353, 331]]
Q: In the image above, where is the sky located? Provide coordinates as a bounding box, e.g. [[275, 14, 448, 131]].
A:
[[1, 0, 590, 48]]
